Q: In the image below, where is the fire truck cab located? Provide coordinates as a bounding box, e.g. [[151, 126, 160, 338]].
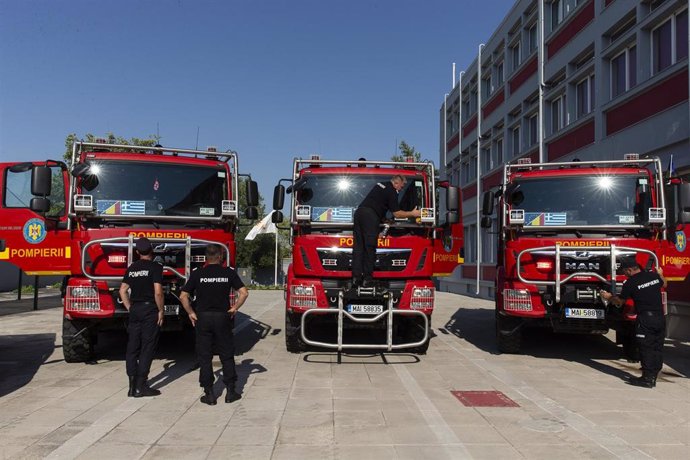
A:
[[272, 157, 464, 354], [0, 141, 258, 362]]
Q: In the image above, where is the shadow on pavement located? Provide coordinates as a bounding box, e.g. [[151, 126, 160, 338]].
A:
[[443, 306, 690, 381], [0, 333, 56, 397], [91, 311, 273, 391], [0, 294, 61, 317]]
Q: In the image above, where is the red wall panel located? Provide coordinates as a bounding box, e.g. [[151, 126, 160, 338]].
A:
[[463, 115, 478, 138], [508, 56, 537, 94], [605, 70, 689, 135], [446, 133, 459, 151], [546, 0, 595, 59], [482, 88, 505, 119], [546, 119, 595, 161]]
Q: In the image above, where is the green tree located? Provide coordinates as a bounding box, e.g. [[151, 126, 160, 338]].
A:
[[64, 132, 160, 164], [391, 140, 426, 162]]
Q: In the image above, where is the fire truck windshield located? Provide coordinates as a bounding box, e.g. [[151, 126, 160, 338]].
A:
[[81, 160, 227, 218], [510, 174, 650, 227], [295, 174, 423, 223]]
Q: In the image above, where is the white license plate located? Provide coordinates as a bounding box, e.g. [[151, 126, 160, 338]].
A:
[[565, 308, 604, 319], [164, 305, 180, 315], [347, 304, 383, 315]]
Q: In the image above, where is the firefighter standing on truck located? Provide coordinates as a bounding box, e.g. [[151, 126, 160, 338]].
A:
[[351, 174, 421, 287], [119, 237, 164, 398], [600, 257, 667, 388], [180, 244, 249, 405]]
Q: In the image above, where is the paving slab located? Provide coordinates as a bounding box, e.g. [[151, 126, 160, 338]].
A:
[[0, 290, 687, 459]]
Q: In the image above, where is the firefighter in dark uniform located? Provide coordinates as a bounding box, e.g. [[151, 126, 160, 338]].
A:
[[351, 174, 421, 287], [180, 244, 249, 405], [119, 237, 164, 397], [600, 257, 667, 388]]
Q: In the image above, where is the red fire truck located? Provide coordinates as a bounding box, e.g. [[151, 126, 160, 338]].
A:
[[0, 141, 258, 362], [481, 154, 690, 357], [271, 157, 464, 353]]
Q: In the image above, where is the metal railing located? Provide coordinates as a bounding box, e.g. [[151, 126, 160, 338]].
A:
[[80, 235, 230, 282], [300, 287, 429, 351], [516, 244, 660, 302]]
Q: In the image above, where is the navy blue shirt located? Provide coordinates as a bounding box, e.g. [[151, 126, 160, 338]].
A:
[[359, 181, 401, 220], [123, 259, 163, 303], [181, 264, 245, 313], [619, 270, 664, 313]]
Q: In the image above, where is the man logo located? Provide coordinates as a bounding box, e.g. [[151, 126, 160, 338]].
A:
[[565, 262, 600, 271]]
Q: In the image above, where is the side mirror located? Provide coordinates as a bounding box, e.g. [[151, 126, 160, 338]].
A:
[[30, 197, 51, 213], [71, 162, 91, 178], [273, 184, 285, 210], [0, 240, 5, 252], [446, 211, 459, 224], [245, 206, 259, 220], [481, 191, 494, 216], [246, 180, 259, 207], [446, 186, 459, 212], [31, 166, 52, 196], [678, 183, 690, 224], [272, 210, 284, 223], [481, 216, 493, 228]]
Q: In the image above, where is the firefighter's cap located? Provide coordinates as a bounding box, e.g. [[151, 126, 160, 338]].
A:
[[135, 237, 153, 254], [618, 257, 639, 270]]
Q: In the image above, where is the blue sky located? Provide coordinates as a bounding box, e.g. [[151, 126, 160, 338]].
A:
[[1, 0, 515, 201]]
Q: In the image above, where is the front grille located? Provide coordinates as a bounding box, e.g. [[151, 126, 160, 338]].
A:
[[316, 248, 411, 272]]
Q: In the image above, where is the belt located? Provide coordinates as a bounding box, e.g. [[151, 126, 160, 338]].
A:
[[133, 301, 157, 307], [638, 310, 663, 316]]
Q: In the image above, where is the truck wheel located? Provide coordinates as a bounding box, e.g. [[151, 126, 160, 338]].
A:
[[496, 312, 522, 354], [409, 315, 431, 354], [285, 312, 307, 353], [62, 318, 94, 363], [617, 325, 640, 362]]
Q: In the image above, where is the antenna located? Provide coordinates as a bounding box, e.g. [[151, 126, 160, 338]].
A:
[[195, 126, 200, 150]]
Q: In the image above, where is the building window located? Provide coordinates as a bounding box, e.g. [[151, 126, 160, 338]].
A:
[[465, 224, 477, 263], [470, 154, 477, 181], [511, 41, 521, 71], [528, 24, 537, 54], [483, 75, 492, 99], [551, 0, 564, 30], [493, 138, 504, 168], [496, 61, 504, 86], [462, 160, 470, 184], [470, 89, 478, 114], [462, 99, 470, 119], [611, 46, 637, 98], [511, 126, 521, 156], [482, 147, 492, 173], [528, 114, 538, 146], [576, 74, 595, 118], [550, 95, 566, 135], [653, 9, 689, 74]]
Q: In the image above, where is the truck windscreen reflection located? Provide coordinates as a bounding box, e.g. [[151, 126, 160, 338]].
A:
[[83, 161, 227, 217], [510, 175, 647, 226]]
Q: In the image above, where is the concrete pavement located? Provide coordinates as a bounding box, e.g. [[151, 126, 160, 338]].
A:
[[0, 291, 688, 459]]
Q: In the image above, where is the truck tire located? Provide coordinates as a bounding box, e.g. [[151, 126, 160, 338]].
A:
[[409, 315, 431, 354], [496, 312, 522, 354], [617, 325, 640, 362], [62, 318, 94, 363], [285, 312, 307, 353]]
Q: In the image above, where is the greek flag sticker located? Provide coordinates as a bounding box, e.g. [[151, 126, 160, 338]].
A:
[[23, 218, 47, 244]]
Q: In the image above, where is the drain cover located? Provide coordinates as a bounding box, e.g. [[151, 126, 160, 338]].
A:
[[451, 390, 519, 407]]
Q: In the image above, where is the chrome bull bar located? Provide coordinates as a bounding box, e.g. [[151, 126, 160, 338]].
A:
[[516, 244, 659, 303], [300, 288, 429, 351], [81, 235, 230, 282]]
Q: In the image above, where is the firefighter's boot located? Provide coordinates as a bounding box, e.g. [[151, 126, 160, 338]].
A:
[[127, 376, 136, 397], [201, 386, 217, 405], [225, 384, 241, 403], [134, 377, 161, 397]]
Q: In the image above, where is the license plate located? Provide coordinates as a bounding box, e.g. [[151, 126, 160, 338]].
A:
[[164, 304, 180, 315], [347, 304, 383, 315], [565, 308, 604, 319]]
